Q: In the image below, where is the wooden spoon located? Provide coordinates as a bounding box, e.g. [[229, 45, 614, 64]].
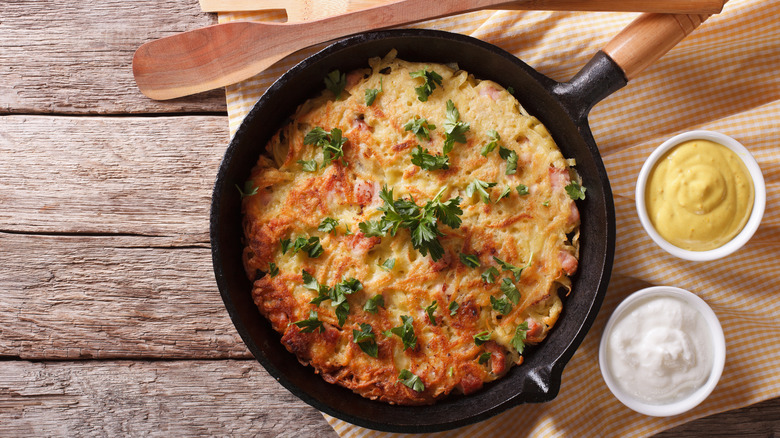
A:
[[134, 0, 726, 100], [199, 0, 386, 20]]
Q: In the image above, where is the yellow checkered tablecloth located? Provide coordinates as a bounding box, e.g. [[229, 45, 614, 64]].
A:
[[219, 1, 780, 436]]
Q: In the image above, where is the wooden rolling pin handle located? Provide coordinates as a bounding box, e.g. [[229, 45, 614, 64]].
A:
[[603, 13, 710, 81]]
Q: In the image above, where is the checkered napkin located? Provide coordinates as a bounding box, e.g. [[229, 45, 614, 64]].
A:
[[219, 1, 780, 435]]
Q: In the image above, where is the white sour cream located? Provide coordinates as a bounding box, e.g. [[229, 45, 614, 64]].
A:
[[606, 295, 713, 404]]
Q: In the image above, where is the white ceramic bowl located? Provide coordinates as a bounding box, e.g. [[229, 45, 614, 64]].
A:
[[635, 130, 765, 261], [599, 286, 726, 417]]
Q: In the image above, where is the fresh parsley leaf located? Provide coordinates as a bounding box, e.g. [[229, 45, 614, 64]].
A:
[[330, 277, 362, 327], [268, 262, 279, 277], [301, 269, 320, 291], [480, 130, 501, 156], [318, 217, 339, 234], [466, 179, 497, 204], [303, 270, 331, 305], [490, 295, 512, 315], [511, 321, 529, 354], [459, 253, 480, 268], [298, 159, 318, 172], [492, 255, 531, 281], [443, 100, 470, 154], [410, 68, 443, 102], [424, 300, 438, 326], [358, 219, 391, 237], [363, 295, 385, 314], [293, 310, 323, 333], [516, 184, 529, 196], [427, 187, 464, 229], [542, 200, 550, 207], [236, 181, 258, 198], [496, 186, 511, 202], [481, 266, 499, 284], [398, 369, 425, 392], [473, 331, 491, 346], [449, 301, 459, 316], [565, 181, 587, 200], [303, 127, 348, 167], [499, 146, 518, 175], [324, 69, 346, 99], [403, 117, 436, 140], [507, 86, 515, 95], [303, 127, 328, 146], [280, 238, 293, 255], [322, 128, 347, 167], [378, 258, 395, 271], [389, 315, 417, 350], [364, 77, 383, 106], [478, 352, 492, 364], [370, 186, 462, 261], [500, 278, 521, 305], [410, 145, 449, 171], [290, 236, 323, 258], [353, 323, 378, 358], [343, 224, 353, 235]]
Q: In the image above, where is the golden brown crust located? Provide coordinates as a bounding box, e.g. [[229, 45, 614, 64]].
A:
[[240, 52, 580, 405]]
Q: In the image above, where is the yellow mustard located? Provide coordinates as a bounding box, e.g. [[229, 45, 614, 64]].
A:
[[646, 139, 754, 251]]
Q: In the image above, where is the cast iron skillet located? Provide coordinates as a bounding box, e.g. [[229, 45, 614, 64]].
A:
[[210, 13, 709, 432]]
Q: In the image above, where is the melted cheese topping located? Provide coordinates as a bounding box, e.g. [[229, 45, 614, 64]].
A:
[[241, 51, 580, 405]]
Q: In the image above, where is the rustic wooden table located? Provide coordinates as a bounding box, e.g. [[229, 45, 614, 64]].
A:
[[1, 1, 778, 436]]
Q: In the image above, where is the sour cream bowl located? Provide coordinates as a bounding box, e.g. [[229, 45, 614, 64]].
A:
[[635, 130, 765, 261], [599, 286, 726, 417]]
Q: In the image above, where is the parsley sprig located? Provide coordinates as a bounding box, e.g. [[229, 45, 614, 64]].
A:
[[511, 321, 530, 354], [443, 100, 470, 154], [324, 70, 346, 99], [280, 236, 324, 258], [398, 369, 425, 392], [410, 145, 449, 171], [303, 270, 363, 327], [499, 146, 518, 175], [410, 68, 443, 102], [403, 116, 436, 140], [565, 181, 587, 200], [303, 127, 348, 167], [466, 179, 497, 204], [358, 186, 463, 261], [236, 181, 258, 198], [353, 323, 379, 358], [365, 77, 383, 106], [492, 253, 532, 281], [424, 301, 438, 326], [385, 315, 417, 350], [292, 310, 323, 333], [480, 130, 501, 156]]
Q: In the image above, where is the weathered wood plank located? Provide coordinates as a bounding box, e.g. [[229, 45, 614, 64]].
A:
[[0, 0, 226, 114], [0, 115, 227, 242], [658, 397, 780, 438], [0, 232, 250, 359], [0, 359, 776, 437], [0, 360, 338, 437]]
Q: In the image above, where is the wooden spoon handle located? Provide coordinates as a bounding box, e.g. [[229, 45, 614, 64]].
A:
[[134, 0, 726, 100], [201, 0, 726, 14], [199, 0, 387, 21], [603, 13, 711, 80]]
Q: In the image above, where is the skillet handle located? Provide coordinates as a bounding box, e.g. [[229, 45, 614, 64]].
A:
[[603, 13, 711, 81]]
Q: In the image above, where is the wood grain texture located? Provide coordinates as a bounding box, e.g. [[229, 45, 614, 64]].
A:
[[0, 115, 226, 241], [0, 232, 250, 359], [0, 0, 226, 114], [0, 360, 337, 437]]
